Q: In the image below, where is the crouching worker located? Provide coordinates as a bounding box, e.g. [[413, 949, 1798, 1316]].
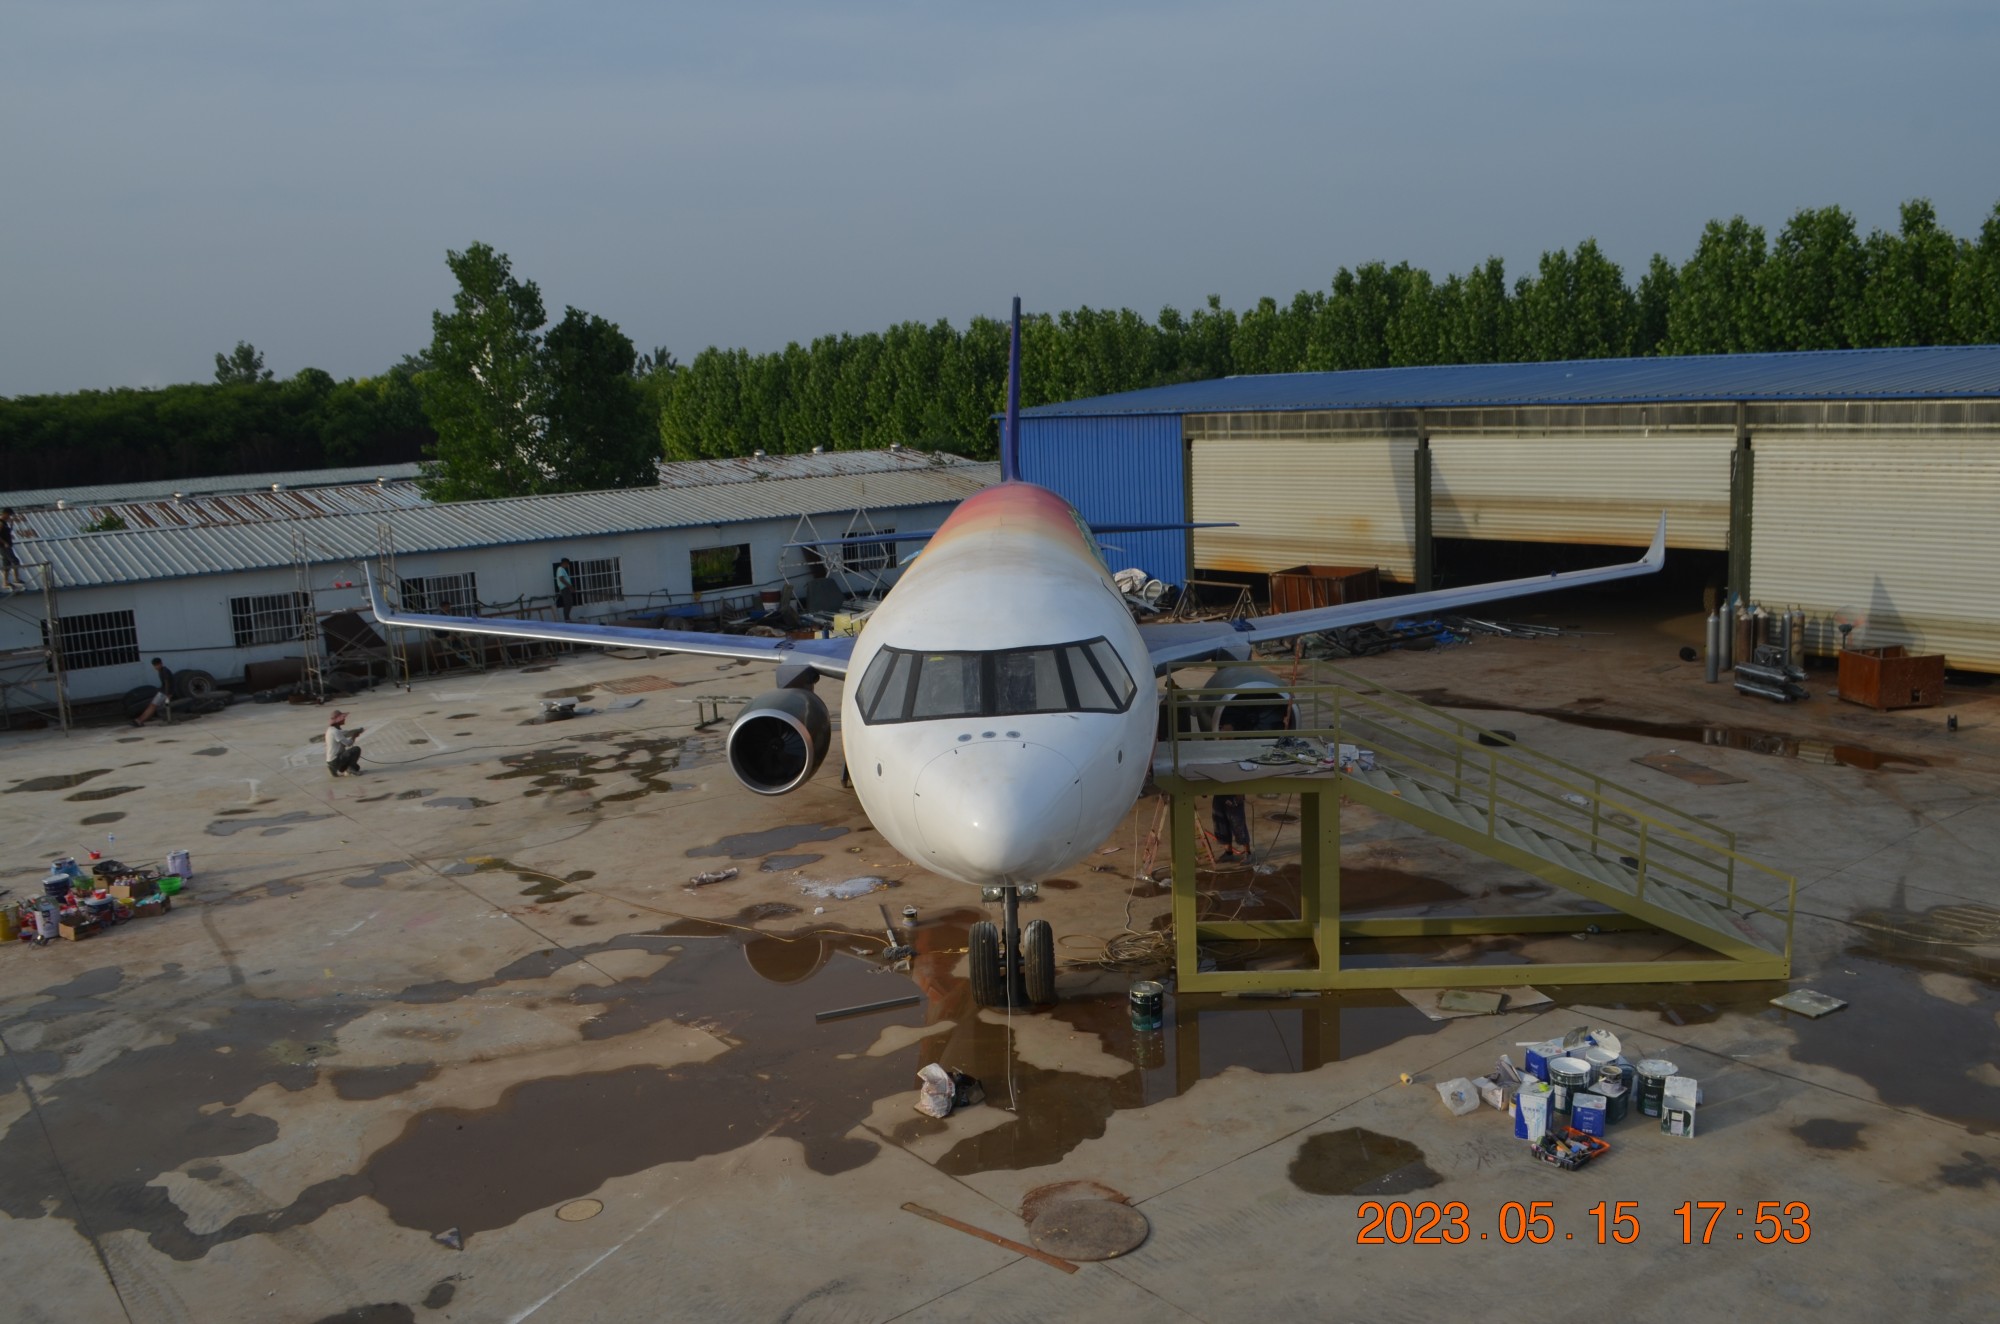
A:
[[325, 709, 364, 777]]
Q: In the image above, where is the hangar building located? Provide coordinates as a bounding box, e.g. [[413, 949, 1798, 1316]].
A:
[[1018, 344, 2000, 670], [0, 450, 993, 720]]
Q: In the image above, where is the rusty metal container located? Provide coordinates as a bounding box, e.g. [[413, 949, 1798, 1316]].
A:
[[1838, 646, 1946, 711], [1266, 564, 1380, 614]]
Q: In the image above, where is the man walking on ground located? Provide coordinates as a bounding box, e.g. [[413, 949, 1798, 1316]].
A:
[[325, 710, 364, 777], [132, 658, 174, 727]]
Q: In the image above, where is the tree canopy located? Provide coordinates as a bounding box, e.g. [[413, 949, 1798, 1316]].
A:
[[416, 242, 658, 500]]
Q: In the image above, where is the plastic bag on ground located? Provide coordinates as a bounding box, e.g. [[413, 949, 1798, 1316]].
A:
[[1436, 1077, 1479, 1116], [915, 1063, 956, 1118]]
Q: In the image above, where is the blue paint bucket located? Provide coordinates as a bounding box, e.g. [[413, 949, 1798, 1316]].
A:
[[1524, 1039, 1565, 1081], [1572, 1092, 1607, 1137], [1514, 1082, 1550, 1138]]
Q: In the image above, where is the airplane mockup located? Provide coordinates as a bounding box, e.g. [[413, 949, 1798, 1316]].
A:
[[365, 298, 1666, 1008]]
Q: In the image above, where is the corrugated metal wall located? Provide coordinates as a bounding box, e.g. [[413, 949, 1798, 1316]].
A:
[[1019, 415, 1189, 582], [1192, 436, 1418, 580], [1752, 434, 2000, 670], [1430, 435, 1734, 549]]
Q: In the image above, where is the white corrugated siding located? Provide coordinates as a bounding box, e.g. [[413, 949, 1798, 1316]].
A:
[[1429, 434, 1733, 549], [1192, 436, 1417, 580], [1752, 434, 2000, 670]]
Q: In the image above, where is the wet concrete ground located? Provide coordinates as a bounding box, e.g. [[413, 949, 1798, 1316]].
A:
[[2, 607, 1998, 1320]]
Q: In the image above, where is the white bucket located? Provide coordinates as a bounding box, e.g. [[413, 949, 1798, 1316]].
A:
[[167, 849, 192, 882]]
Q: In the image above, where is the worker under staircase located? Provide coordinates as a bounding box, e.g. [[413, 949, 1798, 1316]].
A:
[[1154, 665, 1795, 992]]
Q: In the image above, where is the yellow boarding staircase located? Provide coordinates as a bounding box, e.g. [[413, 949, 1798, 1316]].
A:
[[1157, 664, 1794, 991]]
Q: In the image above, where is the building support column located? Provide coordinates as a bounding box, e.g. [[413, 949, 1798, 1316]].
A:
[[1413, 418, 1434, 592], [1728, 406, 1753, 600]]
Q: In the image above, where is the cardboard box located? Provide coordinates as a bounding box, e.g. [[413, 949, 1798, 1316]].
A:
[[129, 895, 171, 919], [110, 879, 157, 902], [59, 917, 100, 941]]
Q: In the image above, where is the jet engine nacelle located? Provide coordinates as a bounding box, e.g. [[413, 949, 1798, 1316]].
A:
[[1196, 665, 1300, 734], [727, 688, 833, 795]]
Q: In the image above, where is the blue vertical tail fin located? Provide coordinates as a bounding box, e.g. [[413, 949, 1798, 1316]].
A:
[[1002, 295, 1022, 482]]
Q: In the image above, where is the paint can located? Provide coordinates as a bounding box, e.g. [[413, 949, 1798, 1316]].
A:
[[42, 872, 71, 903], [1524, 1039, 1565, 1082], [0, 901, 17, 942], [1591, 1079, 1630, 1125], [1128, 980, 1165, 1030], [1584, 1046, 1619, 1081], [1547, 1057, 1592, 1121], [167, 850, 192, 882], [1571, 1091, 1608, 1138], [1514, 1082, 1551, 1140], [1635, 1059, 1678, 1117]]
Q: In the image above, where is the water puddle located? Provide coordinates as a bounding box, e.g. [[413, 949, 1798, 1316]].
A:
[[80, 812, 126, 825], [330, 1063, 439, 1101], [1793, 1118, 1867, 1151], [1288, 1128, 1440, 1196], [65, 786, 142, 802], [204, 811, 335, 837], [687, 824, 851, 859], [1783, 954, 2000, 1132], [7, 769, 111, 792], [760, 854, 824, 872], [422, 797, 495, 811], [486, 734, 682, 802], [193, 747, 227, 757], [339, 862, 415, 890], [1406, 690, 1931, 772]]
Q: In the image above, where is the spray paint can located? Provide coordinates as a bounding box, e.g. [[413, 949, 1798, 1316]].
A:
[[1704, 612, 1721, 683]]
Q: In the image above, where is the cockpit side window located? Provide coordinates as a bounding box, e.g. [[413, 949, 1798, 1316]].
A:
[[854, 637, 1137, 725]]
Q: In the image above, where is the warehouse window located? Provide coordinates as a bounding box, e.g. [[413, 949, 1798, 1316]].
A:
[[568, 556, 623, 604], [42, 610, 140, 671], [399, 571, 479, 615], [843, 529, 896, 573], [691, 544, 752, 593], [230, 591, 313, 647]]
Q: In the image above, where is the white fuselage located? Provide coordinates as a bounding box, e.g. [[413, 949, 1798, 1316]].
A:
[[839, 483, 1157, 888]]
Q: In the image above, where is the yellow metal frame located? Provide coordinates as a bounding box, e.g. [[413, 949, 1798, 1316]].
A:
[[1157, 674, 1795, 993]]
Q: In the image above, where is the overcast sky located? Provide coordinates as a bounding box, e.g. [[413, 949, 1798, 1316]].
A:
[[4, 1, 1996, 396]]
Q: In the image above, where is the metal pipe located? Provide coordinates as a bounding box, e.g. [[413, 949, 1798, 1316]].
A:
[[1718, 593, 1735, 671], [815, 995, 923, 1024], [1704, 612, 1721, 683]]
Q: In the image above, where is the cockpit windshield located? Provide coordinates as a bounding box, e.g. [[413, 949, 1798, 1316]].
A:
[[854, 638, 1137, 725]]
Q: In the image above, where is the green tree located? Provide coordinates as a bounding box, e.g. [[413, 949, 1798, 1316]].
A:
[[541, 308, 655, 489], [419, 242, 551, 499], [1442, 257, 1513, 363], [1667, 216, 1769, 355], [1759, 206, 1863, 350], [1953, 202, 2000, 344], [1632, 254, 1678, 356], [1853, 199, 1960, 347], [214, 341, 273, 385]]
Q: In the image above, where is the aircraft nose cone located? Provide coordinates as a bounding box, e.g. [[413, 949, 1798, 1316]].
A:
[[913, 740, 1082, 886]]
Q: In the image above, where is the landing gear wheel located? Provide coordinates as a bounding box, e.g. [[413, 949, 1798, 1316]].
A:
[[1023, 918, 1056, 1005], [968, 921, 1006, 1009]]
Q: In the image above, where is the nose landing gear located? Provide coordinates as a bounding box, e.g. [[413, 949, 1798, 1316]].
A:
[[968, 885, 1056, 1008]]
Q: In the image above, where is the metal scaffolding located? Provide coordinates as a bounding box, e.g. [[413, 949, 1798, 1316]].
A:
[[0, 560, 72, 733]]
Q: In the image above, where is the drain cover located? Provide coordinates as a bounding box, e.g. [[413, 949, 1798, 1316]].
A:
[[555, 1199, 603, 1222], [1026, 1200, 1149, 1261]]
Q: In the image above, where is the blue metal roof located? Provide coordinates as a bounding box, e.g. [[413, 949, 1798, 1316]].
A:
[[1018, 345, 2000, 417]]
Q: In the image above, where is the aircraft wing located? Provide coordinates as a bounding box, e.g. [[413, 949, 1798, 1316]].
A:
[[1140, 514, 1667, 671], [362, 567, 856, 678]]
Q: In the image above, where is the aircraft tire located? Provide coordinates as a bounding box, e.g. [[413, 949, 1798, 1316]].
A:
[[1023, 919, 1056, 1005], [968, 921, 1006, 1008]]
